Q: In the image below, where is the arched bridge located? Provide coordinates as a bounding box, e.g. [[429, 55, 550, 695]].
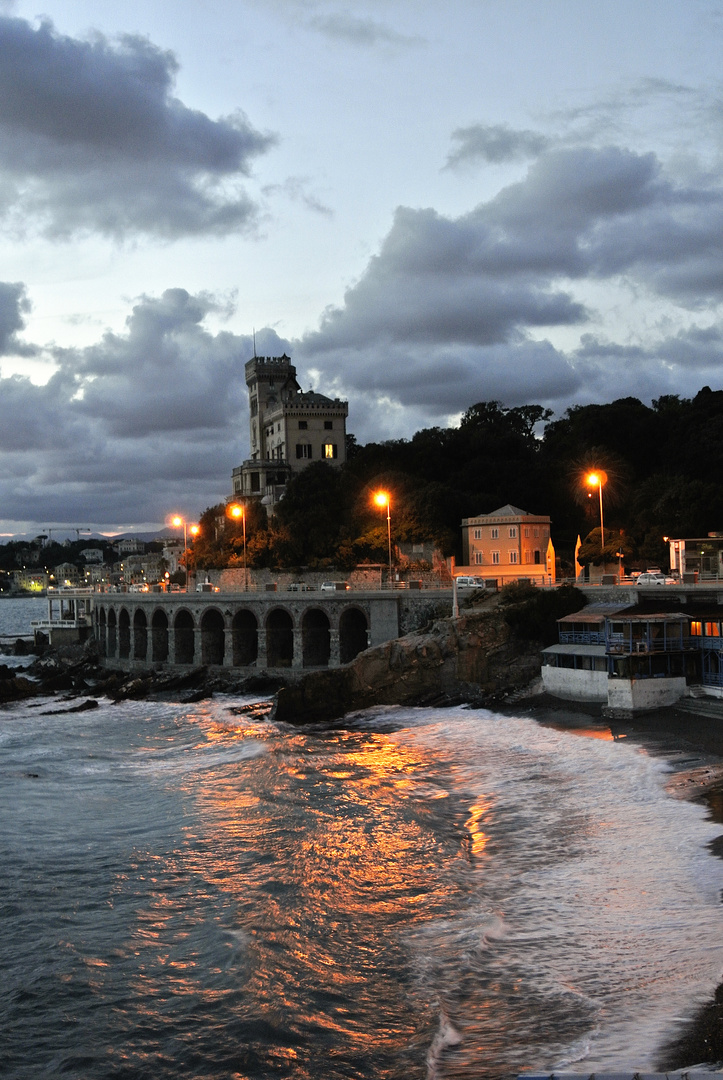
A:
[[92, 589, 444, 672]]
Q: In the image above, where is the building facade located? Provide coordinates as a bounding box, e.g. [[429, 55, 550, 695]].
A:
[[459, 504, 555, 586], [668, 534, 723, 580], [231, 353, 348, 507]]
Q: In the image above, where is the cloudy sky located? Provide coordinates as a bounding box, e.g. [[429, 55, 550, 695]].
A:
[[1, 0, 722, 536]]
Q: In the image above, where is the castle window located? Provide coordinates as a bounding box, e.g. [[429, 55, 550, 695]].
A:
[[473, 528, 482, 540], [474, 552, 484, 565], [509, 527, 517, 538], [492, 551, 500, 564], [324, 420, 333, 430], [534, 550, 541, 564], [299, 420, 307, 429], [296, 444, 312, 459], [509, 551, 518, 564], [250, 398, 258, 417], [324, 443, 338, 459], [491, 527, 499, 539], [250, 472, 260, 492]]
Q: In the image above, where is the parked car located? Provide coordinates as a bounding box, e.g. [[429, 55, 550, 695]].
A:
[[320, 581, 349, 592], [635, 572, 676, 585], [455, 576, 486, 588], [287, 582, 315, 592]]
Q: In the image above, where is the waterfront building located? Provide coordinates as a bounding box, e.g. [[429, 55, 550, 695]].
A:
[[231, 353, 348, 508], [459, 504, 555, 587], [542, 601, 723, 713]]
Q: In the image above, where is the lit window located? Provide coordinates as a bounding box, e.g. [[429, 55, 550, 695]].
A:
[[705, 622, 721, 637], [324, 443, 337, 459], [691, 621, 702, 636], [492, 551, 500, 564], [509, 551, 518, 564]]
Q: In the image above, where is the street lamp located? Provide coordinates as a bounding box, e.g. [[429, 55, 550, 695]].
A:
[[373, 491, 393, 587], [228, 503, 247, 591], [585, 471, 607, 555], [171, 515, 198, 592]]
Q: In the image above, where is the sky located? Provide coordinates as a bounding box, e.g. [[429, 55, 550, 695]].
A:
[[2, 0, 723, 537]]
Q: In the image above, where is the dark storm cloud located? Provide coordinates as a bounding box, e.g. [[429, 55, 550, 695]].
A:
[[295, 144, 723, 424], [0, 288, 267, 526], [445, 124, 551, 168], [0, 16, 275, 239], [0, 281, 36, 355]]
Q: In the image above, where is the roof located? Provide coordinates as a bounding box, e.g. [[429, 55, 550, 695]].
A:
[[558, 604, 631, 624], [542, 644, 607, 656], [488, 503, 529, 517]]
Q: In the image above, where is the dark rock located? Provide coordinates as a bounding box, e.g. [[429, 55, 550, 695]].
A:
[[12, 638, 29, 655], [39, 698, 100, 716], [0, 675, 37, 702], [271, 603, 540, 726]]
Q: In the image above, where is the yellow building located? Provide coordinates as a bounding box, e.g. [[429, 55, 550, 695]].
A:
[[459, 503, 555, 586]]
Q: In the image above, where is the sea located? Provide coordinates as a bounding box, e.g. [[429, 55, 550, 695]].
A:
[[1, 594, 723, 1079]]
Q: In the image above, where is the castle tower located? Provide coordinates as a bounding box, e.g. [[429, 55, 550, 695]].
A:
[[232, 353, 349, 507]]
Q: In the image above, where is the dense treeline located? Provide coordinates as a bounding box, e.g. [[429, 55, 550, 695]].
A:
[[193, 386, 723, 574]]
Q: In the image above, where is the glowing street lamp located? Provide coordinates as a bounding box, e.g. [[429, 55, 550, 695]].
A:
[[171, 515, 198, 592], [585, 471, 607, 555], [228, 503, 247, 591], [373, 490, 393, 586]]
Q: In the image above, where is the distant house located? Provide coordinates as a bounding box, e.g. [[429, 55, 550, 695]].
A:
[[114, 538, 146, 556], [80, 548, 105, 563], [53, 562, 82, 586], [459, 504, 555, 586]]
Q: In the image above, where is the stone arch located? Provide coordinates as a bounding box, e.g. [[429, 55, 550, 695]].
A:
[[201, 608, 225, 666], [118, 608, 131, 659], [133, 608, 147, 660], [107, 608, 117, 658], [151, 609, 168, 663], [97, 607, 106, 658], [266, 608, 293, 668], [339, 607, 369, 664], [302, 607, 331, 667], [232, 609, 258, 666], [174, 609, 195, 665]]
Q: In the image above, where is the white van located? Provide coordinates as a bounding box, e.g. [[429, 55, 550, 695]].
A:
[[455, 576, 485, 588]]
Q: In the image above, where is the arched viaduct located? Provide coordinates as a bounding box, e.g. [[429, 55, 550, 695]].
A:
[[92, 590, 434, 672]]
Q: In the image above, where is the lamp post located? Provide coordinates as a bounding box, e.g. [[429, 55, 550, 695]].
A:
[[228, 503, 247, 591], [373, 491, 392, 587], [171, 515, 189, 592], [171, 516, 198, 592], [585, 471, 607, 555]]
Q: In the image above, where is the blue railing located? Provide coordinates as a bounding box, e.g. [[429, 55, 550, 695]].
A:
[[558, 630, 606, 645]]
